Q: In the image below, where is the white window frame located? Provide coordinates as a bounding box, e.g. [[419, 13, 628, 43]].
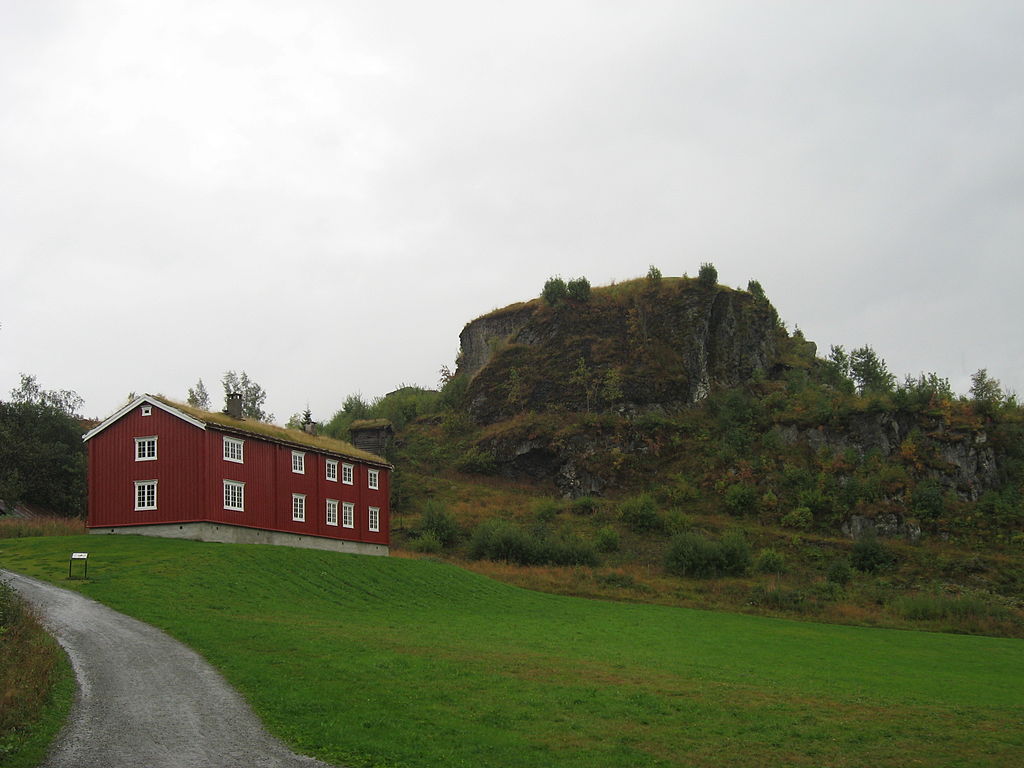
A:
[[368, 506, 380, 532], [341, 463, 353, 485], [223, 436, 244, 463], [326, 499, 338, 526], [292, 493, 306, 522], [223, 480, 245, 511], [342, 501, 354, 528], [135, 436, 157, 461], [291, 451, 305, 474], [134, 480, 157, 511], [326, 459, 338, 482], [368, 468, 379, 490], [141, 405, 152, 416]]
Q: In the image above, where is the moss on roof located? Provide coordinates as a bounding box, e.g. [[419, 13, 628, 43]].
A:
[[150, 396, 390, 467]]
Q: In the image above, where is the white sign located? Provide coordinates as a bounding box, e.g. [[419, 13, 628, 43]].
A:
[[71, 552, 88, 560]]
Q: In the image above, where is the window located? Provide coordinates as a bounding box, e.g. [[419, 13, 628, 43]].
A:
[[368, 506, 380, 532], [326, 459, 338, 482], [223, 437, 244, 463], [341, 463, 353, 485], [342, 501, 354, 528], [134, 480, 157, 511], [368, 468, 379, 490], [292, 494, 306, 522], [291, 451, 305, 474], [141, 405, 152, 416], [223, 480, 244, 511], [326, 499, 338, 526], [135, 436, 157, 461]]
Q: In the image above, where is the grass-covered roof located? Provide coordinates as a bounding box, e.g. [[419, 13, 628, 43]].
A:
[[151, 396, 390, 467]]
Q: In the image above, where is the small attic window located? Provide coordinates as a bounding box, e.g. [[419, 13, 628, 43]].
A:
[[141, 405, 152, 416]]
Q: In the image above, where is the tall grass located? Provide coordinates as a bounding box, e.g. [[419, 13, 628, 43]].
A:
[[0, 516, 86, 539], [0, 582, 75, 767]]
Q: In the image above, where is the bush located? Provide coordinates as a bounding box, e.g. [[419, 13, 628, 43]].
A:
[[619, 494, 664, 534], [533, 498, 562, 523], [826, 557, 853, 586], [851, 535, 892, 573], [542, 276, 568, 306], [566, 277, 591, 302], [646, 265, 662, 284], [664, 530, 751, 578], [754, 548, 787, 575], [419, 500, 460, 548], [748, 585, 807, 612], [468, 519, 598, 566], [781, 507, 813, 530], [892, 592, 1009, 623], [698, 262, 718, 288], [595, 525, 620, 553], [570, 496, 601, 515], [456, 446, 496, 474], [724, 483, 758, 516], [408, 531, 443, 554]]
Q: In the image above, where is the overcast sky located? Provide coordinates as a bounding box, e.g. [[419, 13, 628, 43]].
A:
[[3, 1, 1022, 422]]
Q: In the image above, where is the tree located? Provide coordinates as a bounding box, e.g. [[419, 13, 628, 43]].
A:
[[187, 379, 210, 410], [1, 376, 87, 515], [646, 265, 662, 285], [541, 276, 568, 306], [698, 262, 718, 288], [221, 371, 273, 422], [849, 346, 895, 395], [566, 276, 591, 302], [970, 369, 1004, 411], [822, 345, 855, 394], [746, 279, 766, 301]]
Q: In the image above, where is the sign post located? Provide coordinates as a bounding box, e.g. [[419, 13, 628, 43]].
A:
[[69, 552, 88, 580]]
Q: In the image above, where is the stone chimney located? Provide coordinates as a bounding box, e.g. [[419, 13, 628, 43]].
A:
[[225, 392, 243, 419]]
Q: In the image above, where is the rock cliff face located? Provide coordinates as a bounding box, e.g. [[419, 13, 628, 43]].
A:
[[457, 280, 782, 424]]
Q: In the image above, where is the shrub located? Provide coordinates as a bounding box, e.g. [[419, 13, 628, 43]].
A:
[[468, 519, 598, 566], [419, 500, 460, 548], [747, 279, 766, 300], [723, 483, 758, 516], [619, 494, 664, 534], [826, 557, 853, 586], [851, 535, 892, 573], [533, 498, 562, 523], [754, 548, 787, 575], [542, 276, 568, 305], [566, 277, 591, 302], [781, 507, 813, 530], [646, 265, 662, 284], [570, 496, 601, 515], [892, 592, 1008, 623], [456, 446, 496, 474], [698, 262, 718, 288], [408, 531, 443, 554], [665, 530, 751, 578], [595, 525, 620, 553], [748, 585, 806, 612]]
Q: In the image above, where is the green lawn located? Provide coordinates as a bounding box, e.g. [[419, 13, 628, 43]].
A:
[[3, 535, 1022, 768]]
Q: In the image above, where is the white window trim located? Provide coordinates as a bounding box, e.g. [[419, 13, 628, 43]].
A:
[[223, 480, 245, 511], [141, 405, 152, 416], [368, 469, 379, 490], [292, 493, 306, 522], [291, 451, 305, 474], [135, 436, 157, 461], [368, 506, 380, 532], [134, 480, 157, 511], [342, 501, 354, 528], [223, 436, 244, 464], [326, 459, 338, 482], [326, 499, 338, 526], [341, 463, 353, 485]]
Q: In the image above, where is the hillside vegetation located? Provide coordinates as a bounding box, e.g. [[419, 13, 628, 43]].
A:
[[2, 535, 1023, 768], [324, 272, 1024, 636]]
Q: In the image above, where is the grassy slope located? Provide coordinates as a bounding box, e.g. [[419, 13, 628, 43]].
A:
[[2, 535, 1023, 768]]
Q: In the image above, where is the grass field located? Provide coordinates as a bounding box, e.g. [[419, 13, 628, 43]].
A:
[[2, 535, 1023, 768]]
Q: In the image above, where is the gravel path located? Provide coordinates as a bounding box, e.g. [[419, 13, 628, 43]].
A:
[[3, 570, 337, 768]]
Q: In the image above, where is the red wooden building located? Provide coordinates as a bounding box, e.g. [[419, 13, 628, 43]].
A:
[[83, 394, 391, 555]]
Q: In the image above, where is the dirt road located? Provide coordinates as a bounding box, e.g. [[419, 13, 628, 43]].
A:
[[4, 570, 337, 768]]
